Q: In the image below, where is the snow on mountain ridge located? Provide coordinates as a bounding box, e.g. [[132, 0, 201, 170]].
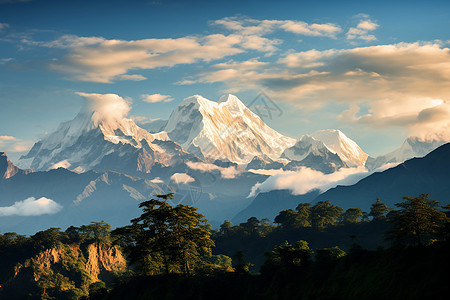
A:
[[165, 94, 296, 164], [20, 93, 180, 172], [281, 135, 332, 162], [365, 136, 446, 170], [311, 129, 369, 167]]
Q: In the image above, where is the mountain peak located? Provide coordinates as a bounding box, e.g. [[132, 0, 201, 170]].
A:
[[165, 94, 296, 163], [365, 135, 446, 170], [311, 129, 368, 167], [20, 93, 178, 172], [1, 152, 32, 179]]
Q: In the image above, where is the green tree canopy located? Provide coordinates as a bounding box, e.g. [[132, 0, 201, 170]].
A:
[[128, 193, 214, 276], [342, 208, 363, 224], [295, 203, 312, 227], [219, 220, 233, 235], [388, 194, 447, 246], [274, 209, 301, 229], [263, 240, 313, 272], [310, 201, 343, 229], [369, 198, 389, 220], [31, 228, 62, 251]]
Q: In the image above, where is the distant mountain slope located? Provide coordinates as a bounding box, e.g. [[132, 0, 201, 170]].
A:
[[0, 152, 264, 234], [0, 153, 169, 234], [164, 94, 296, 164], [314, 143, 450, 210], [365, 136, 446, 170]]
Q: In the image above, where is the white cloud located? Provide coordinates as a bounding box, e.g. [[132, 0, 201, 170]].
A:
[[131, 116, 161, 125], [76, 92, 131, 123], [186, 41, 450, 139], [0, 135, 16, 142], [19, 17, 344, 83], [150, 177, 164, 184], [280, 20, 341, 37], [0, 135, 32, 153], [249, 163, 405, 198], [170, 173, 195, 184], [215, 16, 341, 38], [116, 74, 147, 81], [247, 182, 262, 198], [0, 197, 62, 216], [45, 34, 245, 83], [346, 16, 379, 41], [38, 34, 105, 48], [186, 161, 242, 179], [51, 160, 71, 169], [141, 93, 174, 103], [250, 166, 369, 196], [0, 58, 14, 64], [247, 168, 286, 176]]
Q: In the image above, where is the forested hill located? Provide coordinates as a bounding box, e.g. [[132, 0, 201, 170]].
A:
[[0, 194, 449, 299]]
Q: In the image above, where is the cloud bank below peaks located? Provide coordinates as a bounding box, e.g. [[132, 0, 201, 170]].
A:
[[248, 165, 397, 198], [187, 161, 242, 179]]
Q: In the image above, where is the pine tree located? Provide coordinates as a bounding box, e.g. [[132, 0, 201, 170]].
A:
[[389, 194, 447, 246], [369, 198, 389, 220], [129, 193, 214, 276]]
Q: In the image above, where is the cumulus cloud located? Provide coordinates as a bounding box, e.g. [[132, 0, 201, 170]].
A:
[[141, 93, 174, 103], [131, 116, 161, 125], [250, 167, 369, 197], [17, 16, 344, 83], [215, 16, 341, 38], [77, 92, 131, 123], [170, 173, 195, 184], [0, 197, 62, 216], [150, 177, 164, 184], [187, 161, 242, 179], [44, 34, 246, 83], [0, 135, 32, 153], [0, 135, 16, 142], [249, 164, 405, 198], [280, 20, 341, 37], [116, 74, 147, 81], [186, 41, 450, 138], [346, 16, 379, 41], [51, 160, 71, 169]]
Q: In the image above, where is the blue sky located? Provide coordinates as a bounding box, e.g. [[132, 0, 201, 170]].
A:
[[1, 0, 450, 163]]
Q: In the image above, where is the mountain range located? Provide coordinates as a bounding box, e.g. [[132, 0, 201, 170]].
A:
[[1, 93, 448, 234]]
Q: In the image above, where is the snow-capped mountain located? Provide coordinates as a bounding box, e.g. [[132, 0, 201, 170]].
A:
[[20, 94, 191, 174], [164, 94, 296, 164], [365, 136, 446, 170], [281, 135, 346, 173], [311, 129, 369, 167]]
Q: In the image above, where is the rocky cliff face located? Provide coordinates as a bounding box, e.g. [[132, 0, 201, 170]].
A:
[[85, 243, 126, 282], [0, 152, 32, 179], [4, 242, 126, 298]]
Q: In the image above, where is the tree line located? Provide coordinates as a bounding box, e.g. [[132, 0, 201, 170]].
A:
[[0, 193, 449, 299]]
